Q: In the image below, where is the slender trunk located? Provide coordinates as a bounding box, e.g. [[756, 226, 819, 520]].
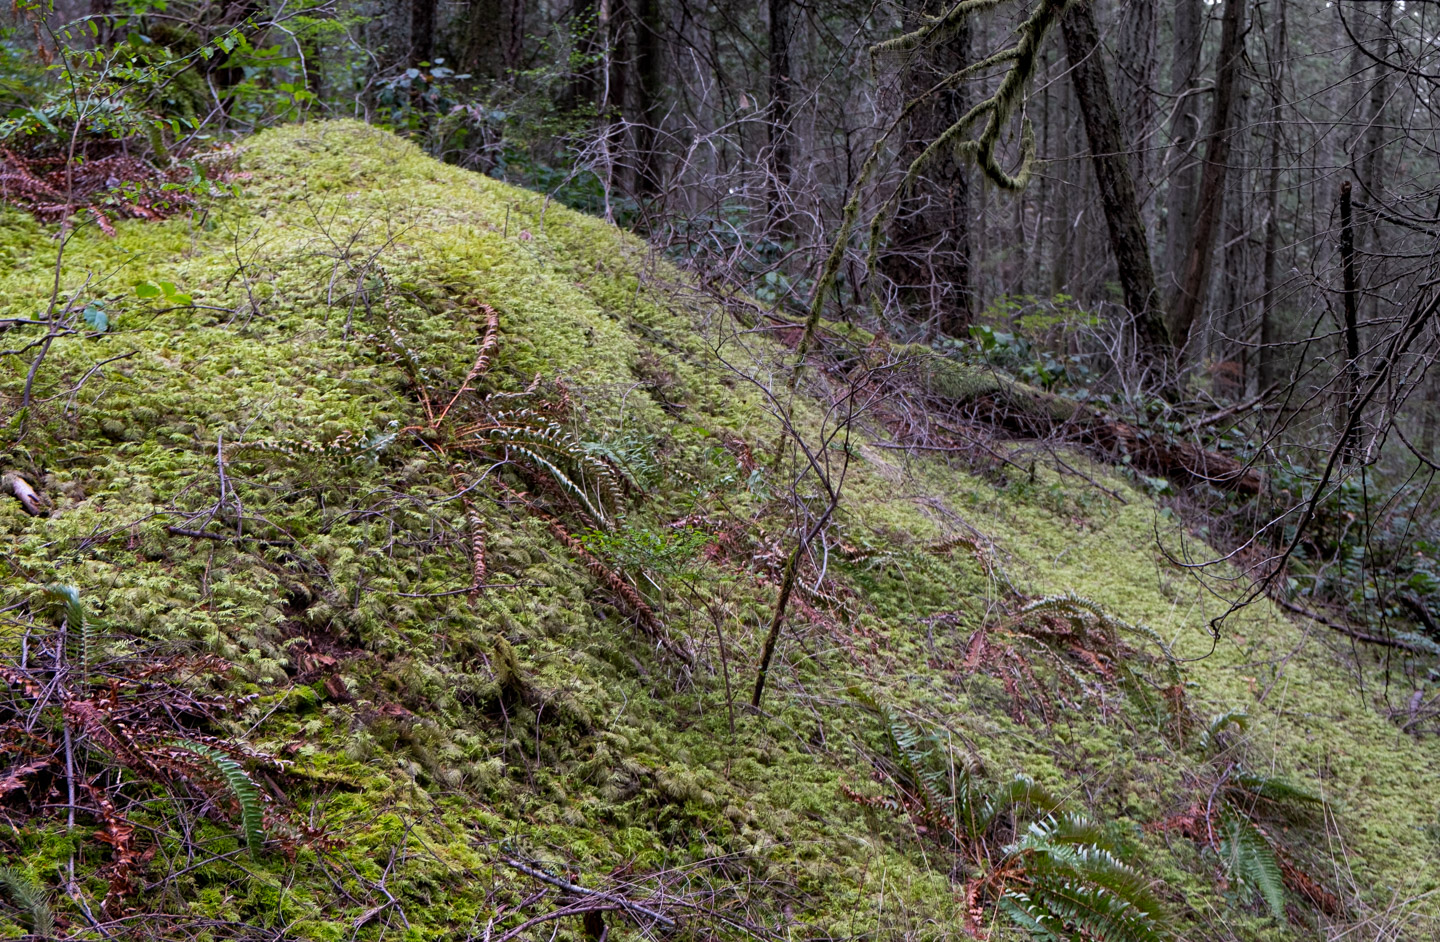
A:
[[1340, 179, 1361, 457], [1423, 369, 1439, 461], [882, 0, 974, 336], [466, 0, 507, 80], [89, 0, 114, 47], [1164, 0, 1203, 302], [1258, 130, 1282, 393], [1118, 0, 1157, 187], [1051, 78, 1074, 295], [1360, 1, 1391, 200], [1359, 1, 1392, 329], [1220, 86, 1251, 394], [1061, 0, 1169, 353], [1168, 0, 1246, 347], [633, 0, 664, 197], [1258, 0, 1286, 394], [410, 0, 436, 67], [768, 0, 792, 231]]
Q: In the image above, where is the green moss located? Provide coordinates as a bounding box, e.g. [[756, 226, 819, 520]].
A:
[[1, 121, 1437, 940]]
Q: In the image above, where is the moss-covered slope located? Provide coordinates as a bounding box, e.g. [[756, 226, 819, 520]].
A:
[[1, 121, 1437, 941]]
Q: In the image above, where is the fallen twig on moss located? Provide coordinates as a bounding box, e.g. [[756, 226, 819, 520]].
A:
[[1273, 596, 1431, 653], [2, 472, 45, 515], [503, 858, 678, 930]]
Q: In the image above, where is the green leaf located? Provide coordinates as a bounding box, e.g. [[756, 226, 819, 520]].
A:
[[82, 301, 108, 332], [1218, 812, 1286, 919], [42, 584, 96, 674], [172, 741, 265, 856], [134, 281, 161, 299], [0, 868, 52, 940]]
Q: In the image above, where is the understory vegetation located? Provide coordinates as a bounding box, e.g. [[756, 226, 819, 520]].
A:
[[1, 121, 1438, 942], [3, 0, 1440, 936]]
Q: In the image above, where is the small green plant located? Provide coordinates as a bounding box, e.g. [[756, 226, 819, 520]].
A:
[[848, 693, 1170, 942], [0, 867, 52, 940], [172, 741, 266, 856], [1155, 711, 1339, 920], [994, 813, 1166, 942], [134, 279, 193, 306]]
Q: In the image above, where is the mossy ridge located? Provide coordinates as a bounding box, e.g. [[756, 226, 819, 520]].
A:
[[0, 121, 1434, 940]]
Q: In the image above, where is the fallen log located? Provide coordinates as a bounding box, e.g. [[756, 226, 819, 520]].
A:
[[2, 471, 45, 515], [908, 351, 1265, 495]]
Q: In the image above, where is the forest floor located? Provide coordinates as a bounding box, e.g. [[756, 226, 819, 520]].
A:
[[1, 121, 1437, 941]]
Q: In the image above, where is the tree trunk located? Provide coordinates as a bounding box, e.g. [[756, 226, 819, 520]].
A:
[[1360, 1, 1392, 201], [633, 0, 665, 197], [1340, 179, 1361, 457], [465, 0, 507, 81], [1164, 0, 1203, 305], [768, 0, 793, 231], [1358, 1, 1391, 329], [411, 0, 437, 68], [1117, 0, 1157, 189], [1061, 0, 1169, 353], [1168, 0, 1246, 346], [1219, 85, 1251, 395], [1258, 0, 1286, 394], [881, 0, 975, 336]]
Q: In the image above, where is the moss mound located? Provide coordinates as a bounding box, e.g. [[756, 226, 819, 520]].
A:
[[1, 121, 1438, 940]]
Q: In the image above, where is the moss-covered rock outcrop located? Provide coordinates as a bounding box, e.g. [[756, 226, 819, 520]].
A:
[[1, 122, 1438, 940]]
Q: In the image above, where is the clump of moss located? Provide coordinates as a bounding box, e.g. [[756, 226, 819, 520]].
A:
[[0, 121, 1436, 941]]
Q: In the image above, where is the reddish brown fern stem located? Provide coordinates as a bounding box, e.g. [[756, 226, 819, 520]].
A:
[[422, 300, 500, 597], [452, 464, 488, 599], [435, 301, 500, 427], [493, 481, 688, 663]]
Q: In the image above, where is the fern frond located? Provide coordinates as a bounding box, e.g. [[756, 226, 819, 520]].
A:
[[997, 891, 1067, 942], [1016, 592, 1174, 659], [1029, 846, 1164, 920], [1015, 812, 1116, 853], [172, 741, 265, 856], [1218, 811, 1286, 919], [1020, 879, 1167, 942], [477, 419, 626, 527], [43, 583, 96, 675], [983, 775, 1062, 830], [1198, 710, 1249, 755], [0, 867, 52, 940], [1229, 769, 1323, 808]]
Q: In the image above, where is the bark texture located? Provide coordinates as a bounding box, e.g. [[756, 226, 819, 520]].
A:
[[1061, 0, 1169, 353]]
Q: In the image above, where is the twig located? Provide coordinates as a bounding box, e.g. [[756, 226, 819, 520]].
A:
[[2, 472, 45, 515], [164, 526, 294, 547], [1273, 596, 1429, 653], [503, 859, 677, 929]]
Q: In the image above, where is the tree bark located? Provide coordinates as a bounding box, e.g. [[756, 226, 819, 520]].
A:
[[410, 0, 437, 68], [1168, 0, 1246, 346], [465, 0, 507, 80], [1258, 0, 1287, 394], [1164, 0, 1203, 306], [1340, 179, 1361, 458], [633, 0, 665, 197], [1360, 1, 1392, 201], [768, 0, 793, 231], [1060, 0, 1169, 353], [1219, 84, 1251, 394], [1117, 0, 1157, 187], [882, 0, 975, 337]]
